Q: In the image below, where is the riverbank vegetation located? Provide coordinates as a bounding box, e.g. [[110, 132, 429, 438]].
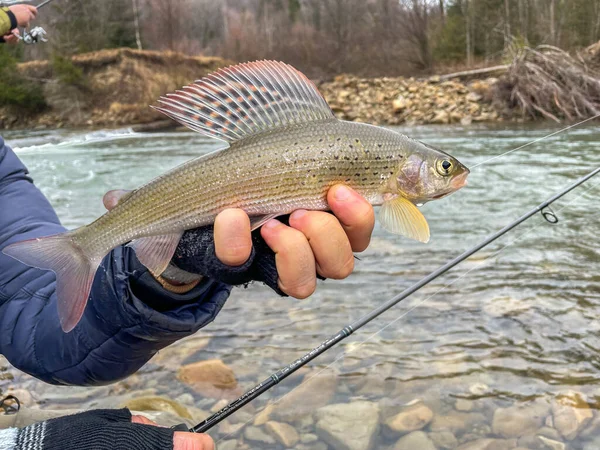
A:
[[3, 0, 600, 128]]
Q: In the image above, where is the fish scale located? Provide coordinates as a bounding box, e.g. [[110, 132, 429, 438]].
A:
[[2, 60, 469, 333]]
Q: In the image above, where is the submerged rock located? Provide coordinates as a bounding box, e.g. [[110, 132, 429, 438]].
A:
[[177, 359, 238, 399], [429, 430, 458, 449], [552, 391, 593, 440], [384, 403, 434, 436], [121, 396, 192, 419], [491, 401, 549, 438], [265, 421, 299, 447], [392, 431, 436, 450], [315, 401, 380, 450], [244, 425, 276, 444], [430, 411, 486, 435], [272, 370, 337, 422]]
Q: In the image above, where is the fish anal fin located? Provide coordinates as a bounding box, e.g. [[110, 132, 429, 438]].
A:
[[128, 232, 184, 276], [379, 196, 430, 243], [249, 213, 279, 231], [2, 233, 101, 333], [153, 60, 335, 144]]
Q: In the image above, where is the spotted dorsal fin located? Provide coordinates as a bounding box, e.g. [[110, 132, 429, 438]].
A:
[[151, 60, 335, 143]]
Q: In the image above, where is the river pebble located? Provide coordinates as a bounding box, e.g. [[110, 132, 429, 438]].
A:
[[315, 401, 380, 450], [383, 403, 433, 436], [392, 431, 436, 450]]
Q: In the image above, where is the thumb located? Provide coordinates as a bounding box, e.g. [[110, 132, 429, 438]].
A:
[[174, 432, 215, 450], [103, 189, 132, 211]]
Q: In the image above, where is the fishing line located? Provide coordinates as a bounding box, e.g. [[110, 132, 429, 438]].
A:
[[212, 175, 600, 443], [469, 112, 600, 169], [193, 166, 600, 435], [214, 182, 600, 443]]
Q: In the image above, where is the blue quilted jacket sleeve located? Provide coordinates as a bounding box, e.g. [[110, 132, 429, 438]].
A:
[[0, 136, 232, 386]]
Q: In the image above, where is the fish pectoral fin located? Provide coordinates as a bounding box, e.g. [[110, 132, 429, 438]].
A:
[[249, 213, 280, 231], [379, 196, 430, 243], [128, 231, 184, 276]]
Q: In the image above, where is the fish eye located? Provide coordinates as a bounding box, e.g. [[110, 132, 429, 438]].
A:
[[436, 159, 454, 176]]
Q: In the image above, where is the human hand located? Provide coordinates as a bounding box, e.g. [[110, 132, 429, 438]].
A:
[[3, 29, 19, 44], [102, 184, 375, 298], [11, 408, 213, 450], [8, 5, 37, 28]]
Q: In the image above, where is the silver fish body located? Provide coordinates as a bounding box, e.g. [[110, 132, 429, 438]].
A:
[[81, 120, 430, 257], [2, 60, 469, 333]]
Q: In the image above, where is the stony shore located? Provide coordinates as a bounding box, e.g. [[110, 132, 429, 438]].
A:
[[318, 75, 500, 127], [4, 352, 600, 450], [0, 49, 507, 131]]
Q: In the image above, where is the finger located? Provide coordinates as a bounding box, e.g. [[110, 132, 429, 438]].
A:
[[174, 432, 215, 450], [328, 185, 375, 253], [131, 415, 159, 426], [214, 208, 252, 266], [26, 5, 38, 17], [261, 220, 316, 298], [102, 189, 131, 210], [289, 210, 354, 279]]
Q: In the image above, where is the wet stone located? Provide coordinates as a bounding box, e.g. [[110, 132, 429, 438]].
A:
[[177, 360, 239, 399], [455, 399, 474, 412], [253, 403, 274, 426], [537, 426, 561, 440], [430, 412, 487, 435], [244, 425, 276, 444], [218, 440, 238, 450], [301, 433, 318, 444], [296, 443, 328, 450], [429, 430, 458, 449], [383, 403, 434, 436], [457, 438, 515, 450], [552, 391, 593, 440], [218, 420, 244, 437], [272, 371, 337, 422], [121, 396, 192, 419], [174, 393, 194, 406], [492, 401, 549, 438], [392, 431, 436, 450], [538, 436, 566, 450], [265, 421, 300, 447], [315, 401, 380, 450], [293, 414, 315, 431]]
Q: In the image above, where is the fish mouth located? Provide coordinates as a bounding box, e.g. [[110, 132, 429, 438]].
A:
[[450, 171, 469, 190]]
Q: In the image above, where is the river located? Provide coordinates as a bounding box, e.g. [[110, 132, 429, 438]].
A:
[[2, 123, 600, 449]]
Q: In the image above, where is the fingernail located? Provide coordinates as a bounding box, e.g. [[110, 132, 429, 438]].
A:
[[291, 209, 307, 220], [334, 185, 352, 201], [262, 219, 281, 229]]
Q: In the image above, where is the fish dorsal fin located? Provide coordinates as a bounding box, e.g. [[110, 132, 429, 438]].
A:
[[152, 60, 335, 143]]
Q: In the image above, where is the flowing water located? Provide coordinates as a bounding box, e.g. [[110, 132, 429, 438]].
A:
[[2, 123, 600, 449]]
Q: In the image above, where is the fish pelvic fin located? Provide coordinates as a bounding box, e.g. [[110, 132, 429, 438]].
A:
[[127, 231, 184, 277], [2, 233, 101, 333], [379, 196, 430, 243], [152, 60, 336, 144]]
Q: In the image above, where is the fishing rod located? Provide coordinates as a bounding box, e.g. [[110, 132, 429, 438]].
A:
[[186, 165, 600, 434], [0, 0, 56, 44]]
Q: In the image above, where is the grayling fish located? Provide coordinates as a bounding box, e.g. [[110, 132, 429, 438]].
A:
[[2, 60, 469, 333]]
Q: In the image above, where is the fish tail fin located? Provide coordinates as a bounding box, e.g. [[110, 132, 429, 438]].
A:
[[2, 232, 101, 333]]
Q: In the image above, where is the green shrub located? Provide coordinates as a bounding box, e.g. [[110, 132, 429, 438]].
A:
[[0, 47, 47, 113], [51, 54, 87, 88]]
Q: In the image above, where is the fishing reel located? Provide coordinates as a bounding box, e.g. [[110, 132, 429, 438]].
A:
[[1, 0, 53, 45], [20, 25, 47, 44]]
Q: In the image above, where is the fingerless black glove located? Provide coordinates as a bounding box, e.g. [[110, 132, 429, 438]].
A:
[[169, 214, 325, 296], [6, 409, 174, 450]]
